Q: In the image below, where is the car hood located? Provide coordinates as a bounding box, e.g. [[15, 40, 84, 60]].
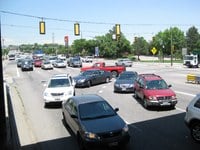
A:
[[44, 87, 73, 93], [74, 75, 89, 81], [144, 89, 176, 97], [81, 115, 125, 133]]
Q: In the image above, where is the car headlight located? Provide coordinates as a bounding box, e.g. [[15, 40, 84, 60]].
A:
[[122, 124, 129, 133], [148, 96, 157, 100], [172, 95, 177, 100], [44, 92, 50, 97], [65, 90, 73, 96], [79, 79, 86, 82], [114, 83, 120, 87], [84, 132, 100, 140]]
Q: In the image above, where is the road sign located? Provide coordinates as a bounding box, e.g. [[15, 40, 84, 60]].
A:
[[151, 47, 157, 55]]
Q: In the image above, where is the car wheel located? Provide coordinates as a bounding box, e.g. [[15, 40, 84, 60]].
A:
[[87, 81, 91, 87], [77, 134, 85, 150], [105, 77, 110, 83], [143, 99, 149, 109], [191, 122, 200, 143], [111, 71, 118, 78]]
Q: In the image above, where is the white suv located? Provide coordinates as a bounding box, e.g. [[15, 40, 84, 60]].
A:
[[185, 94, 200, 143], [43, 74, 75, 107]]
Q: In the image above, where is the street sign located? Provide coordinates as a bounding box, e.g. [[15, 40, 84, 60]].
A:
[[151, 47, 157, 55]]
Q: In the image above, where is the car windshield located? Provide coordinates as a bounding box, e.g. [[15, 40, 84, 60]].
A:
[[44, 61, 50, 64], [48, 78, 70, 88], [146, 79, 168, 89], [80, 71, 96, 76], [118, 74, 136, 80], [79, 101, 116, 120]]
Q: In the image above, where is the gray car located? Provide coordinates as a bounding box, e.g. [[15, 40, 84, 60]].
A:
[[68, 57, 82, 67]]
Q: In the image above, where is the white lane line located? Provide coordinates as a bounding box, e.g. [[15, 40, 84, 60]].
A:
[[175, 91, 196, 97], [16, 67, 20, 77], [176, 107, 186, 112]]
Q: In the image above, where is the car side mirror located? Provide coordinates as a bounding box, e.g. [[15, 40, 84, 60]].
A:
[[41, 80, 47, 86], [168, 84, 172, 88], [115, 108, 119, 112]]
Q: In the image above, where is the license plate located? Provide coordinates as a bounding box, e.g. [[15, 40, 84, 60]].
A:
[[161, 102, 170, 106], [122, 87, 126, 91], [109, 142, 118, 146], [55, 98, 60, 101]]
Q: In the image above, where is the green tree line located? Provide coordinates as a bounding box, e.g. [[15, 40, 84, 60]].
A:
[[3, 26, 200, 60]]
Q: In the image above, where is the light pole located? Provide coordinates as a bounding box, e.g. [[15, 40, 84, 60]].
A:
[[170, 30, 173, 66]]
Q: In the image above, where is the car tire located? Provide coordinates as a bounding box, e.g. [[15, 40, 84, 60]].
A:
[[143, 99, 149, 109], [191, 122, 200, 143], [77, 134, 85, 150], [87, 81, 91, 87], [105, 77, 110, 83], [111, 71, 118, 78]]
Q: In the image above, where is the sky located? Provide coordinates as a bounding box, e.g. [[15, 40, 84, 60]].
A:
[[1, 0, 200, 46]]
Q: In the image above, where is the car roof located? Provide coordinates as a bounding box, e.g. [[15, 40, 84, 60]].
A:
[[71, 94, 105, 106], [139, 74, 162, 81], [51, 74, 70, 79], [121, 71, 137, 75]]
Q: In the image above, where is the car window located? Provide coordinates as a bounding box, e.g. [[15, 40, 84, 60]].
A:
[[146, 79, 168, 89], [48, 78, 70, 88], [79, 101, 116, 120], [65, 99, 77, 115], [194, 98, 200, 108]]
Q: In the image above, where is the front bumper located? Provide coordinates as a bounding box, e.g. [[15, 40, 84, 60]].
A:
[[44, 94, 73, 103], [114, 85, 134, 93], [146, 99, 177, 107]]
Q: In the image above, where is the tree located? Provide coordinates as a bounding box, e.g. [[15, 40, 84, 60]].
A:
[[186, 26, 200, 53]]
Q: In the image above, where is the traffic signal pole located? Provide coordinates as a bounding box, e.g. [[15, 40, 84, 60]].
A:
[[0, 18, 6, 149]]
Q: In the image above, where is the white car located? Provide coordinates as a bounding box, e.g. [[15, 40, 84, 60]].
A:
[[185, 94, 200, 143], [115, 58, 132, 67], [53, 59, 66, 68], [43, 74, 75, 107], [41, 61, 53, 70]]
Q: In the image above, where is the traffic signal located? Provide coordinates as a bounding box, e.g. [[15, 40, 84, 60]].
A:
[[39, 21, 45, 34], [116, 24, 120, 36], [74, 23, 80, 36]]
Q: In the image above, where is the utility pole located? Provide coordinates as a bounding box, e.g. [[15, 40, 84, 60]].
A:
[[0, 17, 6, 150]]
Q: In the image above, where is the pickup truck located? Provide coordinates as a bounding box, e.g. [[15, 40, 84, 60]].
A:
[[81, 62, 126, 77]]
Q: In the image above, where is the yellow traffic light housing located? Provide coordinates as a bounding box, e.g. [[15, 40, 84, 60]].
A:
[[74, 23, 80, 36], [39, 21, 45, 34], [116, 24, 120, 36]]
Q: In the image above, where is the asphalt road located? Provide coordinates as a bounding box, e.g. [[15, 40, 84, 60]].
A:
[[3, 59, 200, 150]]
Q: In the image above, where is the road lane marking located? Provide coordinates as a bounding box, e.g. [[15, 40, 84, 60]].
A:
[[16, 67, 20, 77], [175, 91, 196, 97]]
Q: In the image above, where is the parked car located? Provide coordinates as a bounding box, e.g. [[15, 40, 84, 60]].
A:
[[81, 62, 126, 78], [43, 74, 75, 107], [62, 94, 130, 149], [134, 74, 177, 109], [17, 58, 23, 67], [115, 58, 133, 67], [73, 69, 112, 87], [34, 59, 43, 67], [185, 94, 200, 143], [114, 71, 138, 93], [82, 56, 93, 63], [41, 60, 53, 70], [68, 57, 82, 67], [53, 59, 66, 68], [21, 59, 33, 71]]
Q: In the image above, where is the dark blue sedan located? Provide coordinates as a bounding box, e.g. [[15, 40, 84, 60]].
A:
[[73, 69, 112, 87]]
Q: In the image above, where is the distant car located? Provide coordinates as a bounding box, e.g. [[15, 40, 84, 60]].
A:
[[73, 69, 112, 87], [114, 71, 138, 93], [41, 61, 53, 70], [43, 74, 75, 107], [82, 56, 93, 63], [48, 56, 58, 64], [115, 58, 133, 67], [185, 94, 200, 143], [53, 59, 66, 68], [21, 59, 33, 71], [17, 58, 23, 67], [67, 57, 82, 67], [34, 59, 43, 67], [134, 74, 177, 109], [8, 54, 15, 60], [62, 94, 130, 149]]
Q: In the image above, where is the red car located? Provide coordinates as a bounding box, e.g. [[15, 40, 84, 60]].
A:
[[34, 59, 43, 67], [134, 74, 177, 109]]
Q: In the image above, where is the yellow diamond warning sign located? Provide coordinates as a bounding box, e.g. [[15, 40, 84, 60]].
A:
[[151, 47, 157, 55]]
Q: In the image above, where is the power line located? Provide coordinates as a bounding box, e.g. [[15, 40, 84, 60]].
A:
[[1, 10, 200, 27]]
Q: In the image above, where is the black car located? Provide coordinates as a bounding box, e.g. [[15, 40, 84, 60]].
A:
[[21, 59, 33, 71], [62, 94, 130, 149], [73, 69, 112, 87], [114, 71, 138, 93]]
